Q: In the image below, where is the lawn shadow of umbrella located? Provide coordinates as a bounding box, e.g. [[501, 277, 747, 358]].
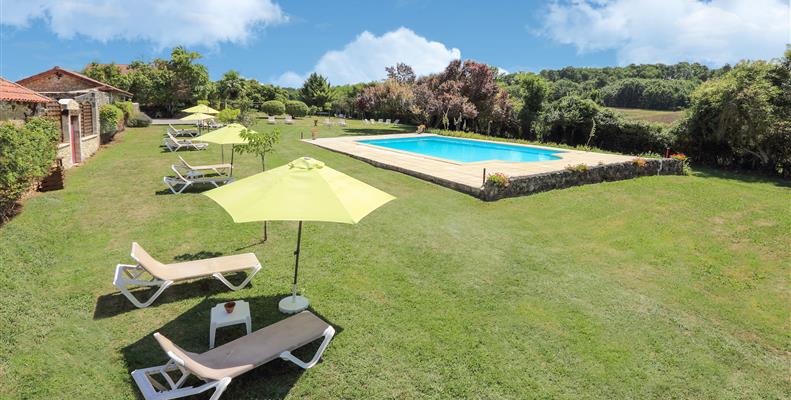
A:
[[119, 295, 343, 399]]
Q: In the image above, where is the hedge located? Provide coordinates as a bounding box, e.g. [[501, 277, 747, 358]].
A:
[[261, 100, 285, 116], [100, 104, 124, 139], [0, 118, 59, 219], [285, 100, 309, 117]]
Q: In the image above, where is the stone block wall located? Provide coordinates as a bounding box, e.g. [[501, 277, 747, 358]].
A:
[[481, 158, 684, 201]]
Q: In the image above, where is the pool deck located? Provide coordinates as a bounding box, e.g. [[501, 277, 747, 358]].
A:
[[308, 133, 636, 195]]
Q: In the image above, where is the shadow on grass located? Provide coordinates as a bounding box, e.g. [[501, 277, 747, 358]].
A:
[[93, 272, 254, 320], [693, 166, 791, 188], [121, 295, 343, 400]]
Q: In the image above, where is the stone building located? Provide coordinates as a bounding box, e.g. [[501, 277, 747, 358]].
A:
[[16, 66, 133, 168], [0, 76, 52, 124]]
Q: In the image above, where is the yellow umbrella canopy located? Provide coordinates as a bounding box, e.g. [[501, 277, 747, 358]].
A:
[[180, 113, 215, 121], [195, 123, 251, 145], [180, 112, 215, 121], [195, 123, 252, 171], [182, 104, 219, 114], [204, 157, 395, 313]]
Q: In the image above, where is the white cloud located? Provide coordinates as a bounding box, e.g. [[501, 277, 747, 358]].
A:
[[272, 71, 306, 87], [540, 0, 790, 65], [1, 0, 287, 48], [274, 27, 461, 86]]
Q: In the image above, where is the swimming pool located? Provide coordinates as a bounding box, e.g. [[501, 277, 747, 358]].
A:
[[357, 136, 563, 163]]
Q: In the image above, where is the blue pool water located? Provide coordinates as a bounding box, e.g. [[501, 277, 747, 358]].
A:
[[358, 136, 563, 163]]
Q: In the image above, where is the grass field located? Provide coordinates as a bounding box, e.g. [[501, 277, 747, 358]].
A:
[[608, 107, 685, 125], [1, 118, 789, 399]]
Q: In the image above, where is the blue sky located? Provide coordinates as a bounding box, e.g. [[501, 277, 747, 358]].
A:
[[1, 0, 789, 86]]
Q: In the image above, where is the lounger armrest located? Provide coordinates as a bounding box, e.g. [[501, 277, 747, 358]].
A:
[[279, 326, 335, 369]]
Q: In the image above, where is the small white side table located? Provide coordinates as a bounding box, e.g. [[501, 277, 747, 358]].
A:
[[209, 300, 251, 349]]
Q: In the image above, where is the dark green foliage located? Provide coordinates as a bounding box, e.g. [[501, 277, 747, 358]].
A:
[[284, 100, 309, 117], [600, 78, 695, 110], [514, 73, 548, 137], [675, 52, 791, 177], [299, 73, 334, 109], [0, 117, 59, 218], [537, 96, 670, 154], [547, 79, 583, 101], [260, 100, 285, 116], [126, 112, 151, 127], [99, 104, 124, 138]]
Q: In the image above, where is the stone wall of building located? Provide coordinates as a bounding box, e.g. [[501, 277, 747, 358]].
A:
[[481, 158, 684, 201], [81, 134, 100, 160], [57, 143, 74, 169], [20, 73, 95, 93]]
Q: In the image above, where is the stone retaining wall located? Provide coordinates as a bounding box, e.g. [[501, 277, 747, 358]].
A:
[[481, 158, 683, 201]]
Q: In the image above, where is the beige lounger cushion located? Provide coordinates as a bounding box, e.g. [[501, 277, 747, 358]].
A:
[[154, 311, 330, 380], [132, 242, 259, 281]]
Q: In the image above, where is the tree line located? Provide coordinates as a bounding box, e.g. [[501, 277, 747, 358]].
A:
[[85, 46, 790, 177]]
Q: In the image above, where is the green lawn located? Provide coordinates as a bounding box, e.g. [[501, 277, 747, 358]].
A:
[[1, 118, 788, 399], [608, 107, 684, 125]]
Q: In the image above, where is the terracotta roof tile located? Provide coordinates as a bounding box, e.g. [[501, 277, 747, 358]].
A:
[[0, 77, 52, 103]]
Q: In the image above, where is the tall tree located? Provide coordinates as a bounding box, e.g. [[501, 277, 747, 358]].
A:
[[299, 73, 334, 109], [385, 63, 416, 84], [216, 70, 247, 109]]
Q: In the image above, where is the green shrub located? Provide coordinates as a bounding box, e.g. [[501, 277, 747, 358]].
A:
[[100, 104, 124, 138], [127, 112, 152, 127], [284, 100, 309, 117], [197, 99, 210, 106], [216, 108, 240, 123], [0, 117, 59, 219], [675, 54, 791, 176], [115, 101, 134, 120], [486, 172, 510, 188], [564, 164, 589, 173], [261, 100, 285, 116]]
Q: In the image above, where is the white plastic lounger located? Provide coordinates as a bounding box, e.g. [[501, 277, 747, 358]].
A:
[[113, 242, 261, 308], [177, 156, 232, 178], [377, 119, 384, 123], [393, 119, 400, 125], [168, 124, 199, 137], [164, 165, 234, 194], [163, 131, 209, 152], [385, 118, 391, 124], [131, 311, 334, 400], [284, 116, 294, 124], [267, 116, 277, 124]]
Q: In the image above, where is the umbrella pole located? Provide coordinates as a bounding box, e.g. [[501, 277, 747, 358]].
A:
[[292, 221, 303, 300], [230, 145, 235, 178], [221, 145, 225, 164]]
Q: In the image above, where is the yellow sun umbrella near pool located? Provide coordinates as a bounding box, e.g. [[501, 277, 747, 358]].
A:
[[180, 112, 215, 121], [182, 104, 219, 114], [204, 157, 395, 314], [195, 123, 252, 170]]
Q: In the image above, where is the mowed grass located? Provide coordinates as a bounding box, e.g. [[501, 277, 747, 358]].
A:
[[0, 117, 789, 399], [608, 107, 684, 125]]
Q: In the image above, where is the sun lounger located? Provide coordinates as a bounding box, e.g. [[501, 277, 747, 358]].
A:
[[385, 119, 391, 124], [163, 131, 209, 152], [377, 119, 384, 123], [177, 156, 232, 178], [131, 311, 334, 400], [164, 165, 234, 194], [323, 118, 332, 126], [284, 116, 294, 124], [267, 116, 277, 124], [168, 124, 199, 138], [393, 119, 399, 125], [113, 242, 261, 308], [337, 119, 347, 126]]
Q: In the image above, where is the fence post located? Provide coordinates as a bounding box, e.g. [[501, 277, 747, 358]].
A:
[[482, 168, 487, 186]]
